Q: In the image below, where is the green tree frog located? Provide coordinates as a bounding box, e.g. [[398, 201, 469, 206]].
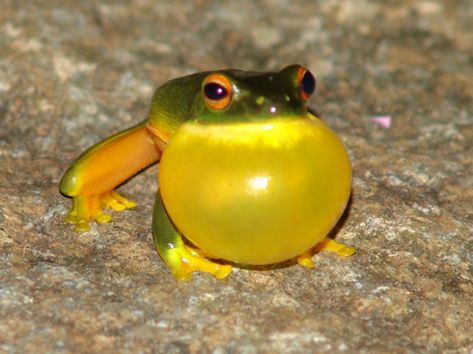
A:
[[60, 65, 355, 280]]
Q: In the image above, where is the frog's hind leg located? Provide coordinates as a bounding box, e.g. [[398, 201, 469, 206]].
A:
[[60, 121, 161, 231], [152, 192, 232, 281], [297, 238, 356, 268]]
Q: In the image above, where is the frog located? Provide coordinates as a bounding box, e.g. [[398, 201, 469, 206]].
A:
[[59, 65, 356, 281]]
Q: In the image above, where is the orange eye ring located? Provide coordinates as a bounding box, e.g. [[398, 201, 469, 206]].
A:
[[297, 67, 316, 101], [202, 73, 233, 110]]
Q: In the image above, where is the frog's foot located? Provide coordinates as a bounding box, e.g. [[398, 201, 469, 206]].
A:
[[102, 191, 136, 211], [315, 238, 356, 257], [297, 238, 356, 268], [64, 191, 136, 232], [162, 244, 232, 281]]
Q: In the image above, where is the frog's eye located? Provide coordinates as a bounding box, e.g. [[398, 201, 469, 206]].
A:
[[297, 67, 316, 101], [203, 73, 233, 110]]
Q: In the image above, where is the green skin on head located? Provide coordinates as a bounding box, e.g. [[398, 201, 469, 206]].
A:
[[147, 65, 306, 137]]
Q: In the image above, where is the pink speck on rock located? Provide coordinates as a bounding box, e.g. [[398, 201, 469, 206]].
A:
[[370, 116, 392, 129]]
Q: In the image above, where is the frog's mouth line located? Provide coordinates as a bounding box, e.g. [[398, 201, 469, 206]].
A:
[[170, 113, 324, 148], [146, 113, 322, 149]]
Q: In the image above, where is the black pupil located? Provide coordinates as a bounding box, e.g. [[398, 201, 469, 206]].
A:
[[204, 82, 228, 100], [301, 71, 316, 95]]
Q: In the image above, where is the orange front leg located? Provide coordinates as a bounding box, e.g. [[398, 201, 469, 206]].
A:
[[60, 121, 161, 231]]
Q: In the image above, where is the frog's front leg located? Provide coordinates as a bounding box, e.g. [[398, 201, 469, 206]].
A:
[[60, 121, 161, 231], [152, 192, 232, 281]]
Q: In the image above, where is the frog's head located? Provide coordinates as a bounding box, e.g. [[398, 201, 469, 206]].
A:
[[191, 64, 316, 124]]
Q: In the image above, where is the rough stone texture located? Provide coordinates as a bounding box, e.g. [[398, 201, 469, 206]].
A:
[[1, 1, 472, 353]]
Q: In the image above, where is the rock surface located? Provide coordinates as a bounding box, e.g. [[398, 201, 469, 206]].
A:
[[1, 1, 472, 353]]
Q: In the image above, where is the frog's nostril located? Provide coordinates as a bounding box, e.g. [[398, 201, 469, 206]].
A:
[[255, 96, 265, 105]]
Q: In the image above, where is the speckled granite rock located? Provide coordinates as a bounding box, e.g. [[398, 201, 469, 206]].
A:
[[1, 1, 472, 353]]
